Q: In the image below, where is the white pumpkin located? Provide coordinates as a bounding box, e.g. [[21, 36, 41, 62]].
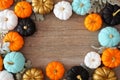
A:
[[0, 9, 18, 31], [53, 1, 72, 20], [84, 51, 101, 69], [0, 70, 14, 80]]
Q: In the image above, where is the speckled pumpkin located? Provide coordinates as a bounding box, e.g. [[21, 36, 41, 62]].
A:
[[3, 52, 25, 73], [23, 68, 44, 80]]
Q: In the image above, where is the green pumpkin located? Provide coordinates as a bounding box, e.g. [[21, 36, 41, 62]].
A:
[[98, 27, 120, 47], [72, 0, 91, 15], [3, 52, 25, 73]]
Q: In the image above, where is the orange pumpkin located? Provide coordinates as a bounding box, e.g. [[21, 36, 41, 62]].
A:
[[3, 31, 24, 51], [14, 1, 32, 18], [102, 48, 120, 68], [46, 61, 65, 80], [0, 55, 3, 71], [0, 0, 13, 10], [84, 13, 102, 31]]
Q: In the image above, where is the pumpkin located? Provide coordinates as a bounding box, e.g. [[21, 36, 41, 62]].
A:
[[84, 13, 102, 31], [16, 18, 36, 37], [0, 56, 3, 71], [98, 27, 120, 47], [46, 61, 65, 80], [66, 66, 89, 80], [23, 68, 44, 80], [3, 52, 25, 73], [102, 48, 120, 68], [0, 70, 14, 80], [3, 31, 24, 51], [72, 0, 91, 15], [0, 0, 13, 10], [14, 1, 32, 18], [0, 9, 18, 32], [53, 1, 72, 20], [101, 3, 120, 26], [32, 0, 54, 15], [93, 67, 117, 80], [84, 51, 101, 69]]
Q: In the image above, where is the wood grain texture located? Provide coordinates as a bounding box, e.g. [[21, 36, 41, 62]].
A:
[[21, 13, 120, 80], [21, 1, 120, 80]]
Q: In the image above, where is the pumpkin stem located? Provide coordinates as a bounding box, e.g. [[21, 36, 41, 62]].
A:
[[23, 26, 28, 30], [4, 18, 8, 21], [77, 75, 82, 80], [54, 69, 57, 74], [112, 57, 116, 62], [7, 62, 14, 65], [109, 34, 113, 38], [80, 3, 84, 7], [60, 7, 65, 11], [112, 9, 120, 16], [42, 0, 46, 2]]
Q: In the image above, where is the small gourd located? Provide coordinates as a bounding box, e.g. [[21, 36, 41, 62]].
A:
[[102, 48, 120, 68], [98, 27, 120, 47], [84, 51, 101, 69], [46, 61, 65, 80], [66, 66, 89, 80], [0, 0, 13, 10], [84, 13, 102, 31], [101, 3, 120, 26], [53, 1, 72, 20], [3, 52, 25, 73], [3, 31, 24, 51], [14, 1, 32, 18], [0, 70, 14, 80], [93, 67, 117, 80], [23, 68, 44, 80], [16, 18, 36, 37], [32, 0, 54, 14], [72, 0, 91, 15], [0, 9, 18, 32]]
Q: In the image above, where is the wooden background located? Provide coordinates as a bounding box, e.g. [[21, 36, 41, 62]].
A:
[[21, 0, 120, 79]]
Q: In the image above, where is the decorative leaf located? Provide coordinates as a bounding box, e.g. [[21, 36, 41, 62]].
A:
[[31, 13, 44, 21], [25, 60, 32, 69], [26, 0, 32, 3], [107, 0, 120, 6], [0, 31, 8, 39], [89, 0, 106, 13], [89, 0, 120, 13]]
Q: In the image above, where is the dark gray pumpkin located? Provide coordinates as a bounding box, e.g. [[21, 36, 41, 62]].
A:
[[101, 3, 120, 26], [16, 18, 36, 37], [66, 66, 89, 80]]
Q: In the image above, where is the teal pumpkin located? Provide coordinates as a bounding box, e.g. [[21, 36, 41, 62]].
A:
[[3, 52, 25, 73], [72, 0, 91, 15], [98, 27, 120, 47]]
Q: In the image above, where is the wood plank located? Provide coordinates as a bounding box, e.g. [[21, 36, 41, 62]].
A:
[[21, 12, 120, 80]]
